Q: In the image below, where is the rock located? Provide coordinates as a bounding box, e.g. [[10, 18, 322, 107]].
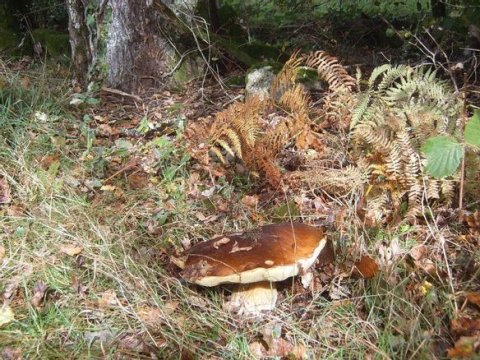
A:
[[245, 66, 275, 101]]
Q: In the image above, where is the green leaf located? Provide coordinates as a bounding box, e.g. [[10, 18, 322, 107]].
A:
[[465, 110, 480, 147], [422, 136, 463, 178]]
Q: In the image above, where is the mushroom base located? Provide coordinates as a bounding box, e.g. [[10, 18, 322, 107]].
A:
[[223, 282, 278, 315]]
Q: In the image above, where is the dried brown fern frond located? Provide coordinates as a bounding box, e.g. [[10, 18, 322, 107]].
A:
[[303, 51, 356, 92], [209, 96, 264, 163], [289, 165, 367, 197], [271, 50, 303, 101]]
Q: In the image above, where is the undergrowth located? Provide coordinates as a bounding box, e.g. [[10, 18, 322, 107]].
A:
[[0, 57, 477, 359]]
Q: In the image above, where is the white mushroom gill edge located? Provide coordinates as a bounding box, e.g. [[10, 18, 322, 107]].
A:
[[194, 237, 327, 286]]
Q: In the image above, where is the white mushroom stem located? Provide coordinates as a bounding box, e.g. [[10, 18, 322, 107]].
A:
[[224, 281, 278, 315]]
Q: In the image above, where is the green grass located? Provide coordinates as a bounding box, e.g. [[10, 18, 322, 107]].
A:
[[0, 58, 465, 359]]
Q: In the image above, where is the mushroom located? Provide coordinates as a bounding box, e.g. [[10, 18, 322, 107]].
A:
[[181, 222, 334, 314]]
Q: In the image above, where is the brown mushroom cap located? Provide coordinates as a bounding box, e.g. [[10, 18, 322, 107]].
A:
[[181, 222, 333, 286]]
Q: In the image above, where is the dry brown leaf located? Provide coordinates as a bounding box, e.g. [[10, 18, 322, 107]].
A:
[[39, 154, 60, 170], [447, 336, 480, 358], [353, 255, 379, 279], [31, 281, 47, 308], [59, 244, 83, 257], [72, 276, 88, 296], [6, 205, 24, 217], [241, 195, 259, 208], [137, 306, 163, 329], [117, 334, 153, 354], [0, 176, 12, 204], [98, 289, 118, 308], [451, 317, 480, 336], [128, 172, 149, 190], [0, 347, 22, 360], [97, 123, 115, 137], [410, 244, 427, 261], [466, 293, 480, 308]]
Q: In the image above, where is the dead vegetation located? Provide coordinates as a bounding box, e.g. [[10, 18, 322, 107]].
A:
[[1, 50, 480, 359]]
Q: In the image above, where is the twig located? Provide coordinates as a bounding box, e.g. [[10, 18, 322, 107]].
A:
[[101, 87, 142, 102], [458, 73, 468, 218]]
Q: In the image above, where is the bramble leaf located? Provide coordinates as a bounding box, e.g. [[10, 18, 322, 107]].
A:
[[422, 136, 463, 178], [465, 110, 480, 147]]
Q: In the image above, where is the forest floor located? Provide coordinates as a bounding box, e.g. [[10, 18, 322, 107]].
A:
[[1, 34, 480, 359]]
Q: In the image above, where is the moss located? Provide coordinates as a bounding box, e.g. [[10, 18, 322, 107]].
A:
[[31, 28, 70, 59], [241, 42, 282, 62], [225, 75, 246, 87]]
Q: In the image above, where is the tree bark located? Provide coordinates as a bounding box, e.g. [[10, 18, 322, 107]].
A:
[[106, 0, 194, 91], [66, 0, 91, 88]]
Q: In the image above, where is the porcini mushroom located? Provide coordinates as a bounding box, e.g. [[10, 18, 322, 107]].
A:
[[181, 222, 334, 314]]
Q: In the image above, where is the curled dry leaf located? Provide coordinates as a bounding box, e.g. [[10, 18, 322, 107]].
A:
[[447, 336, 480, 358], [59, 244, 83, 257], [31, 281, 47, 308], [353, 255, 379, 279]]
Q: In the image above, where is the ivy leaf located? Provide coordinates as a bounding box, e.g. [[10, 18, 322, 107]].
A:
[[422, 136, 463, 178], [465, 110, 480, 148]]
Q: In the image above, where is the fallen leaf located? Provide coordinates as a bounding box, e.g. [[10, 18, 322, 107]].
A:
[[128, 172, 149, 189], [2, 279, 19, 300], [31, 281, 47, 308], [353, 255, 379, 279], [0, 176, 11, 204], [72, 276, 88, 296], [451, 317, 480, 336], [59, 244, 83, 256], [39, 154, 60, 170], [6, 205, 25, 217], [117, 333, 152, 354], [0, 303, 15, 327], [97, 123, 115, 137], [410, 244, 427, 261], [466, 293, 480, 308], [0, 245, 5, 260], [137, 307, 164, 329], [0, 347, 22, 360], [447, 336, 479, 358], [241, 195, 259, 208], [98, 289, 118, 308]]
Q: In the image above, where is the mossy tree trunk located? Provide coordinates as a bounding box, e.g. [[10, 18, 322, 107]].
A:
[[66, 0, 92, 88], [66, 0, 200, 92]]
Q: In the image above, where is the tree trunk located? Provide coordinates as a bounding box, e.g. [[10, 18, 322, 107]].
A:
[[106, 0, 197, 91], [66, 0, 91, 88]]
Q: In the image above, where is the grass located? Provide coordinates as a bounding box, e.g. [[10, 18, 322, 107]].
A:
[[0, 58, 472, 359]]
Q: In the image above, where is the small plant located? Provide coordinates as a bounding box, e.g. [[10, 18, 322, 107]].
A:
[[422, 110, 480, 178]]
